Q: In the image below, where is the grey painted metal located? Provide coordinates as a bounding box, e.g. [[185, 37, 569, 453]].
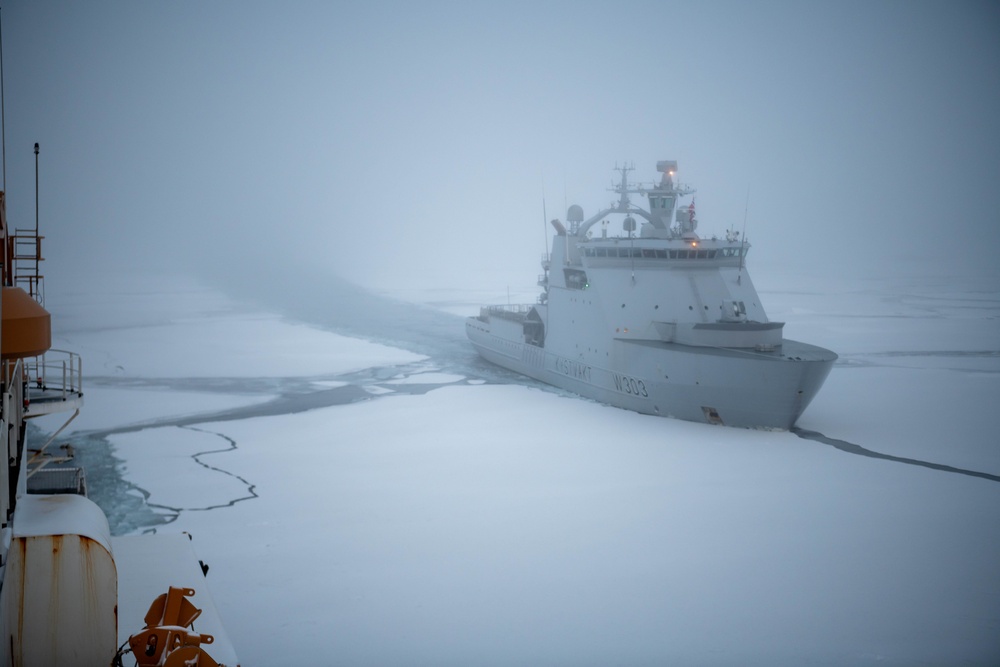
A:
[[466, 162, 837, 429]]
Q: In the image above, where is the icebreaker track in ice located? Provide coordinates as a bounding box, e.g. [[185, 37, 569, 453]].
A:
[[466, 161, 837, 429]]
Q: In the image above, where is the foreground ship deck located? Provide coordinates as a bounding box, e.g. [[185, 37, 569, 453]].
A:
[[466, 161, 836, 429], [0, 99, 237, 664]]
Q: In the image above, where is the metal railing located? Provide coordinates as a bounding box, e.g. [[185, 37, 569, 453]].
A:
[[25, 349, 83, 402], [27, 466, 85, 495], [10, 228, 45, 303], [481, 304, 533, 322]]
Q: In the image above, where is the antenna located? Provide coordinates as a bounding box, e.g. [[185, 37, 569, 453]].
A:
[[738, 186, 749, 284], [0, 6, 6, 192], [542, 193, 549, 258], [34, 143, 39, 234], [563, 171, 567, 217]]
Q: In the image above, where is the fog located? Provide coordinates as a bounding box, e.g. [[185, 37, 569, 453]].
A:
[[3, 1, 998, 295], [8, 5, 1000, 663], [36, 270, 1000, 665]]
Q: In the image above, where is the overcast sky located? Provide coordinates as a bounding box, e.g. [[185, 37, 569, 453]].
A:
[[3, 1, 998, 292]]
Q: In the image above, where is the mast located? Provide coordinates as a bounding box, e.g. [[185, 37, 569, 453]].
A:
[[34, 143, 39, 234], [0, 6, 5, 192], [738, 187, 749, 284], [615, 162, 633, 213]]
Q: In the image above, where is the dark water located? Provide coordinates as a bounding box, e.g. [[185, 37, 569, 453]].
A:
[[44, 270, 542, 534]]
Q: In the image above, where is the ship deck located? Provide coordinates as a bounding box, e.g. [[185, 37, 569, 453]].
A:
[[113, 533, 239, 666]]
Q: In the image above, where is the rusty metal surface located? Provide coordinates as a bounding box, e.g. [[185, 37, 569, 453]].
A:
[[1, 528, 117, 666]]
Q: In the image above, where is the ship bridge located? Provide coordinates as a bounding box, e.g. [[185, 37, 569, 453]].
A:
[[580, 240, 749, 263]]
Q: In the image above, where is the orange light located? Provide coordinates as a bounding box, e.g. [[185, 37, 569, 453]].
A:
[[690, 241, 698, 247]]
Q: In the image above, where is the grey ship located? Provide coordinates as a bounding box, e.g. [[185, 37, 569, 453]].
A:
[[466, 161, 836, 429]]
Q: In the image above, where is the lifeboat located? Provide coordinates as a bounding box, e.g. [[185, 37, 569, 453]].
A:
[[1, 285, 51, 359]]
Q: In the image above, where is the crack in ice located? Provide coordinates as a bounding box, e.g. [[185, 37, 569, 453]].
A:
[[112, 425, 260, 529], [180, 425, 259, 511]]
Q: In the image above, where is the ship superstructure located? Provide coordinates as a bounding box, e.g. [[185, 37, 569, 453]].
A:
[[466, 161, 836, 429]]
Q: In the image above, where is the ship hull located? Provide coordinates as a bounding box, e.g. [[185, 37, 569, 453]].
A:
[[466, 316, 835, 429]]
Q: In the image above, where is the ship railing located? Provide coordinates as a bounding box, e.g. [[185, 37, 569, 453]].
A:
[[27, 466, 86, 495], [482, 304, 533, 322], [21, 350, 85, 490], [2, 358, 27, 428], [25, 349, 83, 405]]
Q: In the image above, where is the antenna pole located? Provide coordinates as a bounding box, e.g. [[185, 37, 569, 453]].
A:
[[542, 194, 548, 257], [34, 143, 39, 234], [738, 186, 749, 283], [1, 6, 6, 192]]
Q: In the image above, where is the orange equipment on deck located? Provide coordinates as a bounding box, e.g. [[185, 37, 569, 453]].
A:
[[127, 586, 222, 667], [0, 190, 52, 360], [1, 286, 50, 359]]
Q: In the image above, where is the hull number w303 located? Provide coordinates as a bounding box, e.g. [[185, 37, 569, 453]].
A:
[[613, 373, 648, 397]]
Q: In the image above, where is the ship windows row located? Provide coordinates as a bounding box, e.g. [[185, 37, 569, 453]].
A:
[[582, 246, 748, 260]]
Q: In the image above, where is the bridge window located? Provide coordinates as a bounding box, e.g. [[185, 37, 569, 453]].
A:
[[564, 268, 589, 290], [583, 245, 727, 261]]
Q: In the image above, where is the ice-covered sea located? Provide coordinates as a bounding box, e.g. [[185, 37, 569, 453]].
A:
[[34, 268, 1000, 666]]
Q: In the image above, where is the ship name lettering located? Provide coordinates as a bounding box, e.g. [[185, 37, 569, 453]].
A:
[[613, 373, 648, 397], [554, 358, 592, 381]]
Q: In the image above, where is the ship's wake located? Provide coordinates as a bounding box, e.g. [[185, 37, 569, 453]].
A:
[[54, 266, 997, 536]]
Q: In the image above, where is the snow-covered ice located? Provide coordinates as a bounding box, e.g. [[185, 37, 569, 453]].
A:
[[51, 275, 423, 379], [37, 269, 1000, 666]]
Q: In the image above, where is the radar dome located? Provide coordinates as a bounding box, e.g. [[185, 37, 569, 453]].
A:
[[567, 205, 584, 223]]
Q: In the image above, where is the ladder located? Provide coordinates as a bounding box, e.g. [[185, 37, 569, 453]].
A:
[[9, 227, 44, 305]]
